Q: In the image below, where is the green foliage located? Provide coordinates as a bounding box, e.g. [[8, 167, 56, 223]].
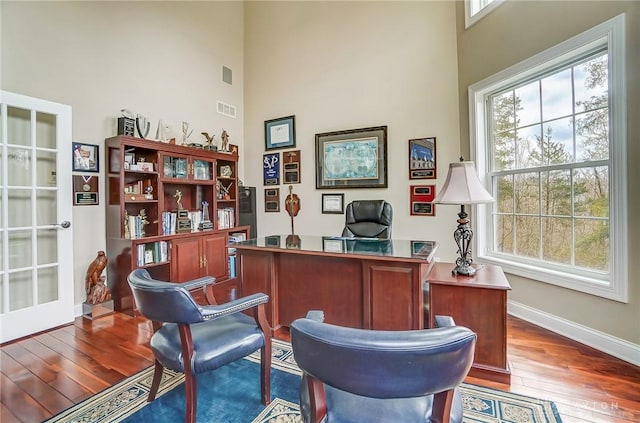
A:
[[490, 54, 610, 271]]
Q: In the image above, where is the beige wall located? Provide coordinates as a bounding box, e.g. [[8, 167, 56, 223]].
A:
[[456, 0, 640, 345], [1, 1, 245, 306], [244, 1, 462, 259]]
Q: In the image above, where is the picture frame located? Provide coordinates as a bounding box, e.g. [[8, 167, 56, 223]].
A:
[[411, 240, 437, 257], [315, 126, 388, 189], [108, 147, 120, 174], [410, 184, 436, 216], [409, 137, 436, 179], [265, 115, 296, 150], [322, 236, 346, 253], [72, 175, 99, 206], [72, 142, 99, 172], [322, 193, 345, 214], [283, 150, 301, 184], [263, 152, 280, 185], [124, 152, 135, 170], [264, 188, 280, 212]]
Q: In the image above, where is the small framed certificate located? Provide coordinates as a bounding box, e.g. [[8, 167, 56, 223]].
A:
[[322, 193, 344, 214], [265, 115, 296, 150]]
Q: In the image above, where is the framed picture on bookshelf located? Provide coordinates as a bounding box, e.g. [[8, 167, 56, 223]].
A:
[[193, 160, 210, 180], [108, 147, 120, 174]]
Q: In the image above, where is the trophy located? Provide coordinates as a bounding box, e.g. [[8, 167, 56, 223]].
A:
[[182, 121, 193, 144], [198, 200, 213, 230], [174, 190, 192, 233], [220, 129, 230, 152], [136, 114, 151, 139], [118, 109, 135, 136]]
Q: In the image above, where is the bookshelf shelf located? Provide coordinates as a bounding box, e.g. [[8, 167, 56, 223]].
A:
[[105, 135, 248, 315]]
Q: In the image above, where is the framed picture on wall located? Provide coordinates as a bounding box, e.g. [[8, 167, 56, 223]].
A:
[[409, 137, 436, 179], [410, 184, 436, 216], [321, 193, 344, 214], [315, 126, 388, 189], [72, 142, 99, 172], [265, 115, 296, 150]]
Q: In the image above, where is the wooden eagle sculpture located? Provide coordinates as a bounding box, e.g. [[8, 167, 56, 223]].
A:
[[85, 251, 111, 304]]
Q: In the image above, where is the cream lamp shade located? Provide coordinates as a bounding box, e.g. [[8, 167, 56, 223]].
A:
[[433, 161, 493, 205]]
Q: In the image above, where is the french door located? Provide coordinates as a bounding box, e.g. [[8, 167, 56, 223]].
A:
[[0, 91, 74, 343]]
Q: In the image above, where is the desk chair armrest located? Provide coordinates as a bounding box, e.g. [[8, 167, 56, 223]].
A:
[[305, 310, 325, 322], [201, 293, 269, 320], [434, 315, 456, 328], [181, 276, 216, 292]]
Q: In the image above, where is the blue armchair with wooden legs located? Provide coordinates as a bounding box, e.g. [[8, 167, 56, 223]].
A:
[[291, 311, 476, 423], [127, 269, 271, 423]]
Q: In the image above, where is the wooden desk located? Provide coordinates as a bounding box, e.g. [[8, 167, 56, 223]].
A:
[[236, 235, 436, 332], [236, 236, 511, 384], [426, 262, 511, 383]]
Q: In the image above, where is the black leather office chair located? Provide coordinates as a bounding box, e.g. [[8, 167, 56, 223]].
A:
[[341, 200, 393, 239], [127, 269, 271, 423], [290, 311, 476, 423]]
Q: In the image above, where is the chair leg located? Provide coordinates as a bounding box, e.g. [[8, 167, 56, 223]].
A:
[[184, 369, 197, 423], [260, 337, 272, 405], [148, 360, 164, 402], [432, 389, 455, 423]]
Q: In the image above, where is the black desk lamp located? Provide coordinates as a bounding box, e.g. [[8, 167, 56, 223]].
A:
[[433, 160, 494, 276]]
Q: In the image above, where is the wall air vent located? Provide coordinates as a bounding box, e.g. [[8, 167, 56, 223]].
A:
[[217, 101, 237, 119]]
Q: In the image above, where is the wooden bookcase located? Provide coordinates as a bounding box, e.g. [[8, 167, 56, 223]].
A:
[[105, 136, 249, 315]]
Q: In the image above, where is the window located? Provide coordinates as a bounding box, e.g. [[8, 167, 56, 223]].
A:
[[465, 0, 503, 28], [469, 15, 627, 301]]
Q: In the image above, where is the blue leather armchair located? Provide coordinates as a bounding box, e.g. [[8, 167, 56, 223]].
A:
[[341, 200, 393, 239], [127, 269, 272, 423], [290, 311, 476, 423]]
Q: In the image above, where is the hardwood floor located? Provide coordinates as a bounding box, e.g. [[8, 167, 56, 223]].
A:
[[1, 314, 639, 422]]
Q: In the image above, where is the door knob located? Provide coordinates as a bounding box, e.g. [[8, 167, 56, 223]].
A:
[[57, 221, 71, 229]]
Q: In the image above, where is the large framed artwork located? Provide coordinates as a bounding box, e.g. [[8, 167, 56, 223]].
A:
[[409, 137, 436, 179], [315, 126, 388, 189]]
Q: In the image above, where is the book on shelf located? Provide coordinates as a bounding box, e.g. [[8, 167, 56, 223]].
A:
[[136, 241, 170, 267], [162, 211, 177, 235], [228, 254, 236, 278], [217, 207, 235, 229], [229, 232, 247, 242]]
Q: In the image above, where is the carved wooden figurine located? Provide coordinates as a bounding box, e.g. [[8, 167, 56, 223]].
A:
[[85, 251, 111, 304]]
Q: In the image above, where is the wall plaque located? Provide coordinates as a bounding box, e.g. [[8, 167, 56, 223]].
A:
[[263, 152, 280, 185], [410, 184, 436, 216], [73, 175, 99, 206], [283, 149, 301, 184], [264, 188, 280, 212]]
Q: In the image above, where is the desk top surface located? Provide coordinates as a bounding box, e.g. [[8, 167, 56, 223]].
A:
[[233, 235, 438, 263]]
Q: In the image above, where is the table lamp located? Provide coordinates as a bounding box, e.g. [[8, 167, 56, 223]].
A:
[[433, 159, 494, 276]]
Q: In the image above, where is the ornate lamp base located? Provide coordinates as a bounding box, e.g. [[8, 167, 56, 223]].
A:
[[451, 204, 477, 277], [452, 263, 476, 276]]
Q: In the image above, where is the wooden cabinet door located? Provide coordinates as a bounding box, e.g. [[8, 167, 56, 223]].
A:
[[171, 236, 202, 282], [202, 232, 228, 279]]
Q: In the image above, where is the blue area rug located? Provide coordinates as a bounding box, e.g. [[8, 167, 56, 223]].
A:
[[46, 339, 562, 423]]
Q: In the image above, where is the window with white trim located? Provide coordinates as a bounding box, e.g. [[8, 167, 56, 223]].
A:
[[465, 0, 503, 28], [469, 14, 627, 302]]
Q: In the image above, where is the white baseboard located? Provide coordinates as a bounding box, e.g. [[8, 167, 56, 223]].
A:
[[508, 300, 640, 367]]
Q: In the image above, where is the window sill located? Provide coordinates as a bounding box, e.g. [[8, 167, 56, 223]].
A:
[[477, 254, 627, 303]]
